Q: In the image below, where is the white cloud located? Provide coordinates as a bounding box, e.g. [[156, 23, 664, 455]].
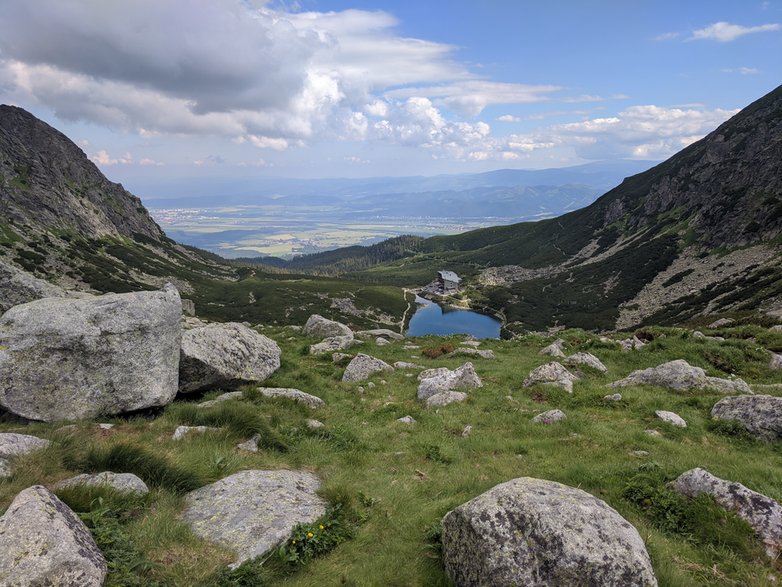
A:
[[91, 150, 132, 165], [722, 67, 761, 75], [653, 32, 680, 41], [497, 114, 520, 122], [690, 21, 780, 42], [139, 158, 163, 166]]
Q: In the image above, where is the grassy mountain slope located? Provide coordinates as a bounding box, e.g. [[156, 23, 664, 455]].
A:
[[323, 84, 782, 330], [1, 325, 781, 585]]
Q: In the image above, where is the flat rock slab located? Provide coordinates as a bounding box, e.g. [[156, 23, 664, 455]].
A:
[[257, 387, 325, 408], [609, 359, 751, 394], [0, 486, 107, 586], [711, 395, 782, 441], [523, 362, 579, 393], [355, 329, 404, 341], [0, 432, 50, 458], [53, 471, 149, 494], [655, 410, 687, 427], [672, 467, 782, 558], [310, 335, 355, 354], [532, 409, 566, 424], [182, 470, 326, 567], [417, 363, 482, 400], [0, 285, 181, 421], [394, 361, 424, 369], [342, 353, 394, 382], [179, 322, 281, 393], [398, 415, 417, 424], [442, 477, 657, 586]]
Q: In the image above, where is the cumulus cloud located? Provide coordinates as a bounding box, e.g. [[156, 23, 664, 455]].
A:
[[689, 21, 780, 42], [497, 115, 520, 122], [91, 150, 132, 165]]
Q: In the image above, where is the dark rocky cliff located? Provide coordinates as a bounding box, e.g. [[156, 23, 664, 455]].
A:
[[0, 105, 165, 241]]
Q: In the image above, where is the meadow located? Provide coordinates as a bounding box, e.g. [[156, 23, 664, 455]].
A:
[[1, 322, 781, 586]]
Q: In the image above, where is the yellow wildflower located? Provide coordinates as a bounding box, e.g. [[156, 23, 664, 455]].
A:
[[307, 532, 314, 538], [319, 524, 324, 530]]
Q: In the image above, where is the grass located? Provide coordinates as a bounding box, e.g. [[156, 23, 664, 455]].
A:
[[1, 324, 782, 585]]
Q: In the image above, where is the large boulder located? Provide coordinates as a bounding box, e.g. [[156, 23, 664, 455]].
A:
[[303, 314, 352, 339], [711, 395, 782, 441], [342, 353, 394, 382], [182, 470, 326, 568], [178, 322, 281, 393], [0, 285, 181, 421], [0, 486, 107, 586], [442, 477, 657, 586], [523, 362, 579, 393], [417, 363, 482, 401], [0, 259, 68, 314], [671, 468, 782, 558], [608, 360, 751, 394]]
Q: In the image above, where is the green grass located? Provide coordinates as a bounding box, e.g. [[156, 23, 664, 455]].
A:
[[1, 325, 782, 585]]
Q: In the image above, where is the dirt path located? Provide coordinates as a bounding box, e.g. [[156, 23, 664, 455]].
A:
[[399, 288, 415, 334]]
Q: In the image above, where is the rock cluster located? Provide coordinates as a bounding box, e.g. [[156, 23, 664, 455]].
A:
[[304, 314, 356, 353], [523, 362, 579, 393], [417, 363, 482, 407]]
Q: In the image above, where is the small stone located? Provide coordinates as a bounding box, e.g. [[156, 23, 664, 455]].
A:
[[604, 393, 623, 401], [380, 380, 387, 385], [306, 419, 324, 429], [770, 353, 782, 370], [236, 435, 261, 452], [332, 352, 352, 363], [398, 415, 417, 424], [539, 339, 566, 358], [630, 450, 649, 458], [367, 382, 376, 389], [172, 425, 215, 441], [523, 362, 579, 393], [565, 352, 607, 373], [655, 410, 687, 427], [97, 423, 114, 430], [394, 361, 424, 369], [460, 425, 473, 437], [532, 409, 566, 424], [357, 386, 365, 393], [644, 429, 662, 437], [257, 387, 325, 409], [197, 391, 245, 408], [376, 337, 390, 346]]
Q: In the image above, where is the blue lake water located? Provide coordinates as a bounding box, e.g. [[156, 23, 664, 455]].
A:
[[406, 296, 502, 339]]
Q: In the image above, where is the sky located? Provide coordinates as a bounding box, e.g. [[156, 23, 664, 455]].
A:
[[1, 0, 780, 197]]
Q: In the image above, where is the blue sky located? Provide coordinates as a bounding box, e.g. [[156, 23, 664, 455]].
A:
[[0, 0, 780, 195]]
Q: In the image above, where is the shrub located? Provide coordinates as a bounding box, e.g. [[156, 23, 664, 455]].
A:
[[422, 343, 455, 359]]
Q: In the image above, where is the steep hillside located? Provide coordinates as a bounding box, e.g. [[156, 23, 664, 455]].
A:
[[337, 84, 782, 330], [0, 106, 407, 328]]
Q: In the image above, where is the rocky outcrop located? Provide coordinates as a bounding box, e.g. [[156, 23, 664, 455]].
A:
[[182, 470, 326, 568], [342, 354, 394, 382], [523, 362, 579, 393], [0, 486, 107, 586], [608, 360, 751, 394], [671, 468, 782, 558], [0, 259, 68, 314], [178, 322, 280, 393], [257, 387, 325, 408], [417, 363, 482, 401], [53, 471, 149, 494], [711, 395, 782, 441], [0, 285, 182, 421], [441, 477, 657, 586], [303, 314, 352, 339]]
